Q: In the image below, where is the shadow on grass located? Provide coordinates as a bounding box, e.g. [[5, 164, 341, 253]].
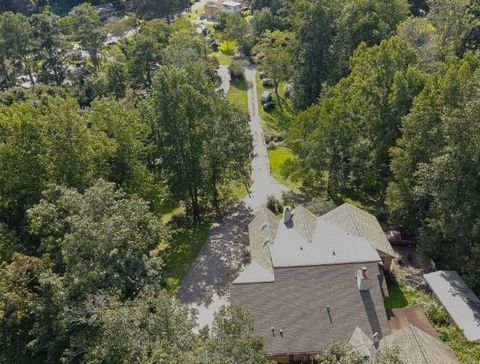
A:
[[163, 218, 212, 293], [385, 286, 409, 309], [263, 94, 295, 135]]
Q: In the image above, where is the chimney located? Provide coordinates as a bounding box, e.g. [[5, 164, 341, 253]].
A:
[[357, 266, 369, 291], [283, 206, 292, 224]]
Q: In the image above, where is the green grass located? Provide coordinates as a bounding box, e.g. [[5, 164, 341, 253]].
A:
[[210, 51, 232, 65], [183, 5, 205, 22], [228, 78, 248, 111], [255, 73, 295, 137], [268, 147, 301, 190], [161, 219, 212, 293], [384, 285, 418, 309]]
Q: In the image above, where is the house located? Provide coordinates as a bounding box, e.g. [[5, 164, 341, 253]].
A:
[[221, 0, 243, 12], [230, 204, 459, 363], [424, 270, 480, 341], [230, 204, 394, 363]]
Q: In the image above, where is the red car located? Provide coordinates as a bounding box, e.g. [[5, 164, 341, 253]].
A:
[[386, 229, 417, 247]]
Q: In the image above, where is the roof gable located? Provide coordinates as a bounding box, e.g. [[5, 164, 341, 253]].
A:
[[380, 324, 458, 364], [320, 203, 396, 257]]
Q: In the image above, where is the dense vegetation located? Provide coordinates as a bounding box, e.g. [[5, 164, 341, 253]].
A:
[[249, 0, 480, 294], [2, 0, 480, 362], [0, 3, 257, 363]]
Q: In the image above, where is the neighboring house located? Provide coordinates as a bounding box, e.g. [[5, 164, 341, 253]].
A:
[[203, 0, 243, 21], [230, 204, 393, 363]]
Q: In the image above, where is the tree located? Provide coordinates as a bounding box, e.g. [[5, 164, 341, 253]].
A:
[[124, 19, 171, 87], [86, 290, 199, 363], [290, 0, 338, 109], [290, 37, 422, 198], [28, 180, 165, 298], [0, 12, 32, 87], [333, 0, 409, 79], [0, 253, 53, 363], [427, 0, 474, 56], [206, 305, 268, 364], [253, 30, 294, 108], [29, 10, 70, 85], [146, 64, 252, 219], [224, 13, 254, 55], [387, 53, 480, 292], [66, 3, 106, 67], [314, 340, 405, 364], [134, 0, 189, 22]]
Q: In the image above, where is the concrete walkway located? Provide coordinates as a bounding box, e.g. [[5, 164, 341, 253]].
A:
[[178, 67, 288, 328]]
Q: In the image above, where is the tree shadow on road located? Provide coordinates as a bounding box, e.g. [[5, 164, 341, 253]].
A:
[[178, 201, 254, 306]]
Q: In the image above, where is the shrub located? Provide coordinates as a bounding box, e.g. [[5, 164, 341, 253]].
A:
[[228, 59, 248, 79], [266, 195, 283, 214]]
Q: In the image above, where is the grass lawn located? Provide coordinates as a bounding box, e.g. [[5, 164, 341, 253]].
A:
[[268, 147, 301, 190], [161, 219, 212, 293], [255, 73, 295, 137], [210, 51, 232, 65], [183, 5, 205, 22], [384, 285, 418, 309], [228, 77, 248, 111]]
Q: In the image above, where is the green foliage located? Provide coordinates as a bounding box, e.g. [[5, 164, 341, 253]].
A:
[[146, 64, 252, 219], [315, 340, 404, 364], [134, 0, 189, 21], [228, 59, 248, 79], [387, 53, 480, 291], [290, 37, 422, 198], [266, 194, 283, 214]]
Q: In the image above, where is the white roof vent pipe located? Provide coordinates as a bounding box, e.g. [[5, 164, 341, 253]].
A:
[[283, 206, 292, 224]]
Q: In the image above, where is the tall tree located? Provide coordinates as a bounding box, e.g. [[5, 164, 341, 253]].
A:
[[147, 64, 252, 219], [0, 12, 32, 87], [66, 3, 106, 67], [134, 0, 189, 22], [253, 30, 294, 108], [29, 10, 70, 85], [387, 53, 480, 291], [290, 37, 422, 198]]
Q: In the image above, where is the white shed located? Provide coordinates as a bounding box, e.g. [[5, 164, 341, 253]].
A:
[[424, 271, 480, 340]]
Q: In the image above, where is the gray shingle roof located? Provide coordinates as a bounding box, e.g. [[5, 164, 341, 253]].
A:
[[234, 207, 277, 283], [320, 203, 396, 258], [379, 324, 458, 364], [230, 262, 390, 356]]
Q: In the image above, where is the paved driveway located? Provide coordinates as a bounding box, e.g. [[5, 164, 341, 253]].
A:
[[178, 67, 288, 327]]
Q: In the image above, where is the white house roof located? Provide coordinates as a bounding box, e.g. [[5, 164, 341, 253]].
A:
[[222, 0, 242, 7], [320, 203, 396, 258], [424, 271, 480, 341], [270, 217, 381, 267]]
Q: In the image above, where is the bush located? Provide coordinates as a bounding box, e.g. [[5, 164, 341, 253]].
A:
[[228, 59, 248, 79], [306, 196, 336, 216], [266, 195, 283, 214]]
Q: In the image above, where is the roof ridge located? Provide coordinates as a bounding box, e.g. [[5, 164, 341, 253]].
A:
[[408, 324, 432, 364], [263, 207, 273, 244], [298, 205, 312, 242], [345, 203, 363, 238]]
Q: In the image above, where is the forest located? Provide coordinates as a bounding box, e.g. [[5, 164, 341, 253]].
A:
[[1, 0, 480, 362]]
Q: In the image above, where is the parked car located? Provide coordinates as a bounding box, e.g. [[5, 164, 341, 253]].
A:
[[262, 78, 274, 87], [261, 91, 272, 104], [386, 229, 417, 247], [259, 70, 268, 79], [263, 100, 276, 112]]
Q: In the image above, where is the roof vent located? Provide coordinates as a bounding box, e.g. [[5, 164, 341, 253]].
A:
[[283, 206, 292, 224]]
